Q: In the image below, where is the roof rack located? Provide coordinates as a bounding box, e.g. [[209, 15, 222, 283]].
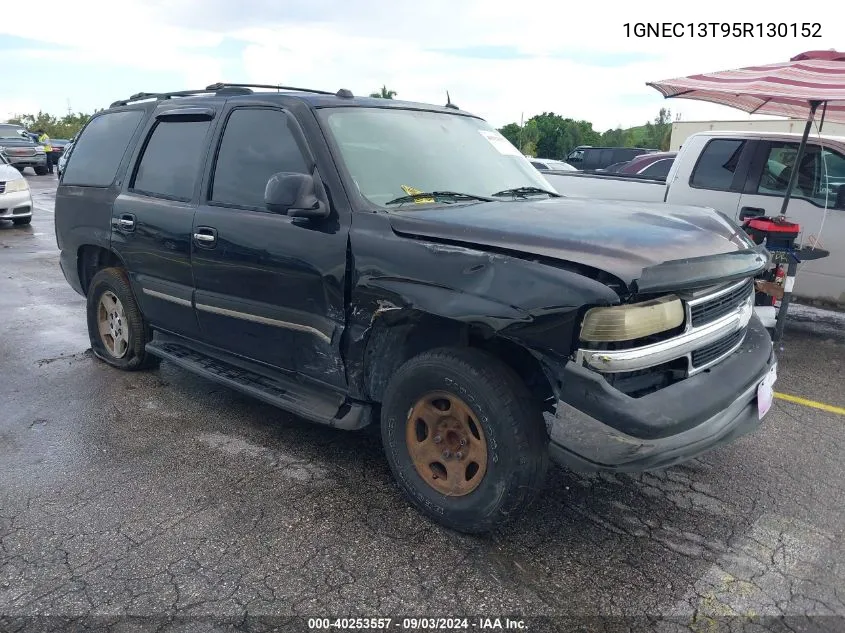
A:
[[109, 83, 352, 108], [205, 82, 338, 96], [110, 89, 219, 108]]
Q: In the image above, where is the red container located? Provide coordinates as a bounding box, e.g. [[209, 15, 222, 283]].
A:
[[743, 217, 800, 250]]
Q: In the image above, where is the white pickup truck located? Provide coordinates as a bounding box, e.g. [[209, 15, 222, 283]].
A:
[[544, 131, 845, 307]]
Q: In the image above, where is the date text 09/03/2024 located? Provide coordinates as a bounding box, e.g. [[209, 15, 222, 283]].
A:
[[624, 22, 822, 38], [307, 617, 527, 630]]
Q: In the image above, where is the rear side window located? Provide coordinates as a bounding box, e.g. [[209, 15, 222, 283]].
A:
[[641, 158, 673, 180], [62, 110, 144, 187], [210, 108, 309, 209], [691, 139, 745, 190], [132, 120, 210, 200]]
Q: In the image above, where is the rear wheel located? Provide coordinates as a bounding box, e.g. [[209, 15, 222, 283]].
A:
[[380, 347, 549, 533], [12, 216, 32, 226], [86, 267, 160, 371]]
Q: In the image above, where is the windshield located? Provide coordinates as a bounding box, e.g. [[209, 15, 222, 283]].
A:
[[318, 107, 553, 207], [0, 124, 30, 140]]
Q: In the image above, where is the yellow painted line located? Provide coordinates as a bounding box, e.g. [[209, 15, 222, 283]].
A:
[[774, 392, 845, 416]]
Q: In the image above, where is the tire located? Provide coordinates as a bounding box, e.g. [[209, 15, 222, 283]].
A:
[[86, 267, 160, 371], [34, 166, 49, 176], [12, 216, 32, 226], [380, 347, 549, 533]]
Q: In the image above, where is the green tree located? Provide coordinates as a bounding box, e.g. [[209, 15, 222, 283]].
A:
[[6, 110, 96, 140], [498, 123, 521, 147], [642, 107, 672, 150], [369, 85, 397, 99]]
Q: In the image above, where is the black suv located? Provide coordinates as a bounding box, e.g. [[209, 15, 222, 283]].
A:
[[55, 84, 777, 533]]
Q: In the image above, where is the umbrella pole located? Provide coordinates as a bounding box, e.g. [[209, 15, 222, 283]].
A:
[[772, 100, 821, 343], [818, 101, 827, 133], [779, 100, 820, 217]]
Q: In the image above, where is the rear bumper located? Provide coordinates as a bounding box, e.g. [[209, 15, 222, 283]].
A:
[[59, 248, 84, 296], [0, 190, 33, 219], [548, 315, 775, 471]]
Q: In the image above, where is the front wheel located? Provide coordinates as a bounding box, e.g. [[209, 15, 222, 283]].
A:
[[86, 267, 160, 371], [380, 347, 549, 533], [33, 166, 48, 176]]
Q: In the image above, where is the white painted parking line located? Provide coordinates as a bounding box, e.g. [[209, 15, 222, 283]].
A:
[[660, 514, 834, 620]]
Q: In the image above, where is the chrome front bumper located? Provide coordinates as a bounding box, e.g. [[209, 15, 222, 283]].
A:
[[576, 279, 754, 376]]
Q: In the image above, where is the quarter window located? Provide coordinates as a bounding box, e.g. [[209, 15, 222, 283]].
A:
[[62, 110, 145, 187]]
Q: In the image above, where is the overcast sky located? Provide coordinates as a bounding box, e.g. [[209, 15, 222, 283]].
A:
[[2, 0, 841, 130]]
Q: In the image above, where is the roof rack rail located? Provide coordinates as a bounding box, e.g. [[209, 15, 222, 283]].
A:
[[109, 89, 217, 108], [205, 82, 337, 96], [108, 82, 346, 109]]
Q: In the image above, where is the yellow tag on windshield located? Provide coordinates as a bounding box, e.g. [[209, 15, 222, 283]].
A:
[[401, 185, 434, 204]]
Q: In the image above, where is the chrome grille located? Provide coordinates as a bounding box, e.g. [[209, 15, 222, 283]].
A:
[[689, 279, 754, 328], [0, 182, 5, 194], [691, 328, 746, 369]]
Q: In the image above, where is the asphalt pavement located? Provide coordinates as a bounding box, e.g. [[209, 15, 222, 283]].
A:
[[1, 175, 844, 632]]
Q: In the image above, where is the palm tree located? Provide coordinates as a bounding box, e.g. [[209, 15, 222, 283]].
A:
[[369, 85, 397, 99]]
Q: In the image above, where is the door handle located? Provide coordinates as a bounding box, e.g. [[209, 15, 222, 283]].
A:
[[113, 213, 136, 231], [193, 227, 217, 246]]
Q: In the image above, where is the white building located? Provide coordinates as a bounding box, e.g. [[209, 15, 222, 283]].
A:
[[670, 119, 845, 151]]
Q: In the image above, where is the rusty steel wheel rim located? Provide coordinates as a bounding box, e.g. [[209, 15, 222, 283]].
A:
[[405, 391, 488, 496]]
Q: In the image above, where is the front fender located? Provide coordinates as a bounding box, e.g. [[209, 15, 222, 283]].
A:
[[345, 214, 623, 399]]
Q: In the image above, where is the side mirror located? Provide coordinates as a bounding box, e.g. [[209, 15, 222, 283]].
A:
[[264, 171, 330, 219], [836, 184, 845, 210]]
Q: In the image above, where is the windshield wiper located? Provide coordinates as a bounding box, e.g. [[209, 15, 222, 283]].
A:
[[491, 186, 561, 199], [385, 191, 495, 206]]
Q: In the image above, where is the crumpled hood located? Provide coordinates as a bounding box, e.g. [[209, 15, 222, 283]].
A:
[[387, 197, 768, 292]]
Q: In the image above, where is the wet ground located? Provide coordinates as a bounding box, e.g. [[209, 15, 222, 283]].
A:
[[1, 175, 844, 632]]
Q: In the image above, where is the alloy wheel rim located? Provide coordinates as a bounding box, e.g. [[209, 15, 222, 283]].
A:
[[97, 291, 129, 359]]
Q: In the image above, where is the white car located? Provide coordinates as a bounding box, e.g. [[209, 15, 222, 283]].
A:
[[0, 150, 33, 225]]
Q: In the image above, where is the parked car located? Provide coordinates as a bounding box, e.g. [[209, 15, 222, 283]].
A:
[[0, 150, 34, 225], [56, 85, 776, 533], [57, 139, 75, 179], [0, 124, 48, 175], [603, 161, 630, 173], [544, 131, 845, 308], [529, 158, 577, 172], [50, 138, 71, 157], [615, 151, 677, 180], [565, 146, 653, 171]]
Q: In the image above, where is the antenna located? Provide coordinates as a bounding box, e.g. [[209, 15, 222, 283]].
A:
[[445, 90, 459, 110]]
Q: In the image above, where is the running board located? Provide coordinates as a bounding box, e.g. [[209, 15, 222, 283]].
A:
[[145, 339, 369, 430]]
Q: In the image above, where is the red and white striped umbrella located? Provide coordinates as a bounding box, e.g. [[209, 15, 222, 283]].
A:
[[647, 50, 845, 124]]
